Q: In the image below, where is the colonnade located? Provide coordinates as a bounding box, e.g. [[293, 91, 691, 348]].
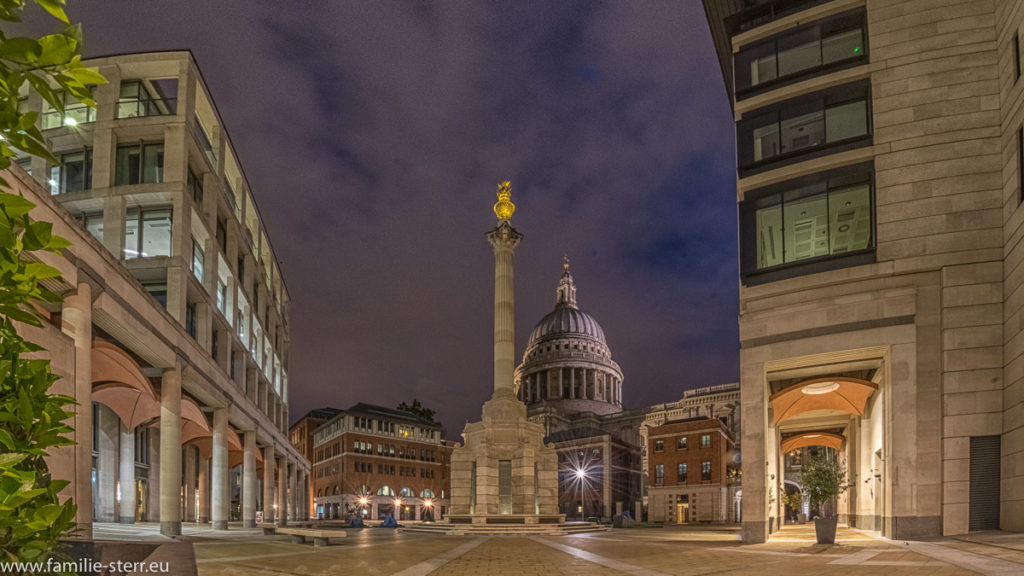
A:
[[519, 366, 622, 405]]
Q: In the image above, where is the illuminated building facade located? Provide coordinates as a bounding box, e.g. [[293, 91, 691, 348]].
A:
[[515, 260, 644, 520], [703, 0, 1024, 542], [16, 50, 307, 536], [312, 404, 451, 521]]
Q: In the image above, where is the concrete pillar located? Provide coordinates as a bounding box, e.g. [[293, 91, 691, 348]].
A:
[[603, 437, 612, 519], [486, 220, 522, 395], [242, 430, 257, 527], [119, 425, 135, 523], [62, 284, 93, 537], [277, 455, 288, 526], [211, 407, 229, 530], [159, 364, 182, 536], [198, 456, 210, 522], [95, 406, 117, 522], [288, 461, 297, 521], [263, 445, 276, 523]]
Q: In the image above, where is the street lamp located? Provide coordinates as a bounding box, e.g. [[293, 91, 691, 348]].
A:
[[575, 469, 587, 521]]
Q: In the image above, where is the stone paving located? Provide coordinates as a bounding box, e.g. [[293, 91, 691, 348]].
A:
[[92, 522, 1024, 576]]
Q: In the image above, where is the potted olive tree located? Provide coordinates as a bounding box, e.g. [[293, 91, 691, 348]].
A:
[[801, 455, 847, 544]]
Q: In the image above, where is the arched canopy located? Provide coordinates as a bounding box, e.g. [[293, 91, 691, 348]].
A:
[[770, 376, 878, 424], [781, 431, 845, 454], [91, 341, 160, 430]]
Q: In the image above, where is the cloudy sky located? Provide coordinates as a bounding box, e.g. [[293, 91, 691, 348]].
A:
[[43, 0, 738, 435]]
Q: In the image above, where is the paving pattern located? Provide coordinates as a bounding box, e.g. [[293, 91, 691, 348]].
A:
[[93, 522, 1024, 576]]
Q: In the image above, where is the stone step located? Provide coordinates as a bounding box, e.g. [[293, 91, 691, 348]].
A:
[[399, 522, 608, 536]]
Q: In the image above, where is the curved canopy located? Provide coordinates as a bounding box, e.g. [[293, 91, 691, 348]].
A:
[[92, 341, 160, 429], [770, 376, 878, 424], [781, 431, 845, 454]]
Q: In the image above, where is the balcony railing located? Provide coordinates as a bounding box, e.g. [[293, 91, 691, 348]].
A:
[[726, 0, 832, 36], [117, 97, 177, 119]]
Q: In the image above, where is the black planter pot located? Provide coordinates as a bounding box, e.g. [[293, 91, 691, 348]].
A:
[[814, 516, 837, 544]]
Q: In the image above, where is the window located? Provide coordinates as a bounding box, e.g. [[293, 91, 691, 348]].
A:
[[654, 440, 664, 452], [135, 426, 150, 465], [701, 461, 712, 482], [15, 157, 31, 176], [124, 207, 172, 259], [211, 329, 219, 361], [216, 280, 227, 314], [734, 9, 866, 96], [117, 80, 176, 118], [678, 462, 687, 483], [677, 437, 687, 449], [115, 142, 164, 185], [83, 212, 103, 242], [701, 434, 711, 448], [738, 81, 870, 172], [49, 150, 91, 195], [377, 485, 394, 496], [741, 163, 874, 283], [216, 219, 227, 251], [185, 302, 197, 338], [142, 283, 167, 308], [42, 90, 95, 129], [191, 239, 205, 282], [188, 167, 204, 206], [655, 464, 664, 485]]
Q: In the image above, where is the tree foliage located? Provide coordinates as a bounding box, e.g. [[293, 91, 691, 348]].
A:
[[0, 0, 104, 565], [396, 399, 436, 424], [800, 455, 847, 518]]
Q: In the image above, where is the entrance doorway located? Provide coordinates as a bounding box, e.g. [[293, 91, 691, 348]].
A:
[[676, 502, 689, 523]]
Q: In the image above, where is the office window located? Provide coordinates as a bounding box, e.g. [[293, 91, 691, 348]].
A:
[[655, 464, 664, 485], [654, 440, 664, 452], [115, 142, 164, 185], [42, 90, 95, 129], [117, 80, 177, 118], [216, 280, 227, 314], [701, 461, 712, 482], [49, 150, 91, 195], [678, 462, 687, 483], [191, 239, 205, 283], [188, 167, 204, 206], [142, 283, 167, 308], [741, 164, 874, 281], [735, 9, 866, 95], [678, 437, 687, 449], [701, 434, 711, 448], [738, 81, 870, 171], [185, 302, 197, 338], [83, 212, 103, 242], [216, 219, 227, 251], [124, 207, 172, 259]]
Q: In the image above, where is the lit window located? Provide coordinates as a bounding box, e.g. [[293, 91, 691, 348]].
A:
[[124, 207, 172, 259], [678, 462, 687, 483], [678, 437, 687, 449], [117, 80, 177, 118], [216, 280, 227, 314], [42, 90, 96, 129], [191, 239, 205, 283], [655, 464, 664, 485], [701, 435, 711, 448], [654, 440, 664, 452], [701, 461, 712, 482]]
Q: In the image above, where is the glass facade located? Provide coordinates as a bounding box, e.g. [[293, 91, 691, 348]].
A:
[[49, 150, 91, 195], [124, 207, 172, 259], [42, 90, 96, 129], [117, 80, 177, 118], [115, 142, 165, 186], [738, 81, 870, 170], [83, 212, 103, 242], [735, 9, 866, 95], [741, 165, 874, 280]]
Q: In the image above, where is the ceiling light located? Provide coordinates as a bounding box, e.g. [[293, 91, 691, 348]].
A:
[[801, 381, 840, 395], [63, 116, 78, 127]]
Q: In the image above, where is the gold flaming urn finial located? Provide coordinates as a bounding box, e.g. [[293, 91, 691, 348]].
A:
[[493, 181, 515, 220]]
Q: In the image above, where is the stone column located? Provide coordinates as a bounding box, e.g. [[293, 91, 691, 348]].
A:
[[486, 220, 522, 396], [570, 368, 576, 399], [288, 462, 297, 520], [211, 407, 229, 530], [159, 364, 182, 536], [559, 368, 564, 398], [263, 445, 276, 524], [198, 456, 210, 522], [603, 437, 612, 519], [119, 425, 135, 523], [62, 284, 93, 537], [242, 430, 257, 527], [278, 455, 288, 526]]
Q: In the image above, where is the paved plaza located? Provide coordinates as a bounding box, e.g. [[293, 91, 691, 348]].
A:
[[91, 523, 1024, 576]]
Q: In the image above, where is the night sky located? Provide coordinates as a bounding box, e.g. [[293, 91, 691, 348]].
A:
[[34, 1, 739, 436]]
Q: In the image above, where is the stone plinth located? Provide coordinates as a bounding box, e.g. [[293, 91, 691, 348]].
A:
[[449, 388, 563, 523]]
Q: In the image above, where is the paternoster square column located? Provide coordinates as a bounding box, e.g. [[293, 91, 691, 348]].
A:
[[488, 180, 522, 399]]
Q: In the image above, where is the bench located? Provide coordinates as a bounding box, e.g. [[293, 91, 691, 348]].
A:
[[276, 526, 347, 547]]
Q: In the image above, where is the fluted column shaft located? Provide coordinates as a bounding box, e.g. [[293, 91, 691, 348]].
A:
[[487, 222, 522, 395]]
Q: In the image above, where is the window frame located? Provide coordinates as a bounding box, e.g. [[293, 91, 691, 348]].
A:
[[740, 162, 876, 285], [49, 149, 92, 195], [733, 8, 868, 100], [115, 141, 166, 186], [124, 206, 173, 260]]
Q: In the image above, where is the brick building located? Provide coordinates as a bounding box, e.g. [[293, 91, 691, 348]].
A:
[[312, 404, 452, 521], [290, 408, 341, 518], [647, 418, 734, 524]]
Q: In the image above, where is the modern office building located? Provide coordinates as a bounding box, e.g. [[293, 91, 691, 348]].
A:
[[16, 50, 308, 537], [646, 418, 735, 524], [312, 404, 452, 521], [515, 260, 644, 520], [290, 408, 342, 518], [641, 382, 742, 521], [703, 0, 1024, 541]]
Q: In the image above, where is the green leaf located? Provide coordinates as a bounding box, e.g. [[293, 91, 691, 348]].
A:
[[64, 65, 105, 86], [35, 33, 75, 67], [34, 0, 69, 24], [0, 191, 33, 217], [0, 37, 41, 64], [0, 453, 26, 469]]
